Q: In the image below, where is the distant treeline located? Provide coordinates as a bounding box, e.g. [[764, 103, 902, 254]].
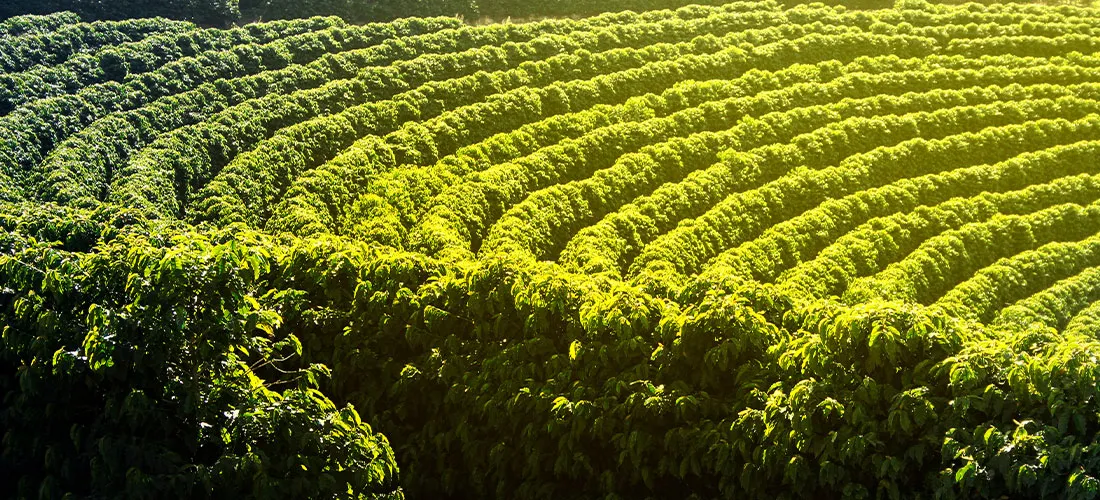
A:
[[5, 0, 1088, 26], [0, 0, 240, 25]]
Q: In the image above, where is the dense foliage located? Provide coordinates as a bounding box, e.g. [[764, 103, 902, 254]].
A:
[[6, 0, 1086, 26], [0, 0, 780, 25], [0, 0, 240, 26], [4, 1, 1100, 498]]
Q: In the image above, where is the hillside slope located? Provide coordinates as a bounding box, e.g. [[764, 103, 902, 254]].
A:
[[3, 1, 1100, 498]]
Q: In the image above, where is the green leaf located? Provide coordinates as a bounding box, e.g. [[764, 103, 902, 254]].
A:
[[955, 462, 976, 484]]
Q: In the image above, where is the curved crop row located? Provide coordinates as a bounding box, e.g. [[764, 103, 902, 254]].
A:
[[482, 89, 1086, 263], [558, 68, 1100, 277], [0, 18, 456, 198], [0, 17, 191, 73], [103, 5, 764, 220], [0, 17, 347, 114], [254, 20, 887, 238], [411, 32, 938, 260], [0, 11, 81, 37], [735, 142, 1100, 301], [185, 5, 799, 228], [630, 108, 1100, 281], [992, 265, 1100, 331], [937, 225, 1100, 323], [848, 196, 1100, 305]]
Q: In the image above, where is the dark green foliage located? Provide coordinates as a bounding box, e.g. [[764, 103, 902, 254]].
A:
[[0, 11, 82, 36], [0, 0, 239, 26], [0, 208, 401, 499], [12, 230, 1084, 499]]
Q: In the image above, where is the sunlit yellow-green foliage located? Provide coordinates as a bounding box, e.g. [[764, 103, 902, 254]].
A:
[[3, 1, 1100, 498]]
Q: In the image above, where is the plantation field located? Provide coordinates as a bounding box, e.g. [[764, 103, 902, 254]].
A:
[[3, 1, 1100, 498]]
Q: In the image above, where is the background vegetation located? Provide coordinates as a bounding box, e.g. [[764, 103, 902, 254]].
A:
[[2, 0, 1097, 25]]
